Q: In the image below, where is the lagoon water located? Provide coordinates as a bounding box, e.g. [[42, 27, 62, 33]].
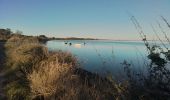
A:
[[46, 40, 153, 77]]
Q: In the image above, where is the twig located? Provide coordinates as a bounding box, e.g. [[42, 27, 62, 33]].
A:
[[150, 24, 168, 50], [157, 21, 170, 45], [161, 16, 170, 29]]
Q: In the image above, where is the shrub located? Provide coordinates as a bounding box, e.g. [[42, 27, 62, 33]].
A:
[[5, 80, 30, 100], [3, 35, 49, 100], [5, 43, 48, 72], [0, 28, 11, 40], [27, 52, 76, 99], [121, 15, 170, 99], [5, 35, 39, 48], [2, 30, 117, 100]]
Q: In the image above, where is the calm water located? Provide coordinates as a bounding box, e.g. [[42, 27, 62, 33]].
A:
[[46, 40, 154, 77]]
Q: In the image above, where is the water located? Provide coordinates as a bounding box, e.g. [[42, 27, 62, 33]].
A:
[[46, 40, 154, 77]]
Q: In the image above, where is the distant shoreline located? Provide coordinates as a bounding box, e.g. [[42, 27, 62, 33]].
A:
[[48, 37, 99, 40]]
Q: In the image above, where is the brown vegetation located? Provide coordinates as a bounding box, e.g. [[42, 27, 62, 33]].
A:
[[2, 15, 170, 100], [0, 29, 118, 100], [27, 52, 75, 98]]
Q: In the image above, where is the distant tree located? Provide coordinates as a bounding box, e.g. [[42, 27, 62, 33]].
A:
[[6, 28, 11, 35], [39, 35, 47, 38], [52, 37, 55, 39], [0, 28, 11, 40], [0, 28, 11, 35]]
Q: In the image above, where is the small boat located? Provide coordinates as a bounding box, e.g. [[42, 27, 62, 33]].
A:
[[74, 43, 81, 48]]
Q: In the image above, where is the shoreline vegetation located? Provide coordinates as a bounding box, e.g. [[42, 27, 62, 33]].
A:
[[1, 23, 170, 100], [0, 29, 118, 100]]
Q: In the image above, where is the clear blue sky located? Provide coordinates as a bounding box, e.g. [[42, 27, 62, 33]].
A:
[[0, 0, 170, 40]]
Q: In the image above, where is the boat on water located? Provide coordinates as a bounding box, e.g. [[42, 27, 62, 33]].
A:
[[74, 43, 82, 48]]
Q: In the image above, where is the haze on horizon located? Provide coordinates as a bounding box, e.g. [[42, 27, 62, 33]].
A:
[[0, 0, 170, 40]]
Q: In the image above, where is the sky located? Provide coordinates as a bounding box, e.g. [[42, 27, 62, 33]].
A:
[[0, 0, 170, 40]]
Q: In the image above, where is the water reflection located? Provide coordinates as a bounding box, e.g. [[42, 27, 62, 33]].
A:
[[46, 40, 149, 76]]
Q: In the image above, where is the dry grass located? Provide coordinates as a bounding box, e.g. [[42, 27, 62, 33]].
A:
[[27, 54, 75, 98], [4, 34, 48, 71], [26, 51, 118, 100], [1, 32, 118, 100], [5, 35, 39, 49], [4, 43, 48, 74], [49, 68, 118, 100], [12, 43, 48, 63], [2, 35, 50, 100]]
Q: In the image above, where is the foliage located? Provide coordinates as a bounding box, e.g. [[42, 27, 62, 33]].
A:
[[0, 28, 11, 41], [5, 80, 31, 100], [119, 16, 170, 99], [27, 52, 75, 98], [3, 35, 48, 100], [1, 31, 118, 100]]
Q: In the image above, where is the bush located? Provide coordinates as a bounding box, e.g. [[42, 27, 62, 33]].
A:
[[0, 28, 11, 40], [120, 15, 170, 99], [3, 35, 49, 100], [5, 43, 48, 72], [5, 35, 39, 48], [5, 80, 30, 100], [27, 53, 75, 99], [2, 30, 118, 100]]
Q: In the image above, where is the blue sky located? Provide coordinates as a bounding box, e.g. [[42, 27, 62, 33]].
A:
[[0, 0, 170, 40]]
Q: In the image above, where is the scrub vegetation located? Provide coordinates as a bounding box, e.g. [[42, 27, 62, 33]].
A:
[[0, 29, 118, 100], [111, 16, 170, 100], [0, 16, 170, 100]]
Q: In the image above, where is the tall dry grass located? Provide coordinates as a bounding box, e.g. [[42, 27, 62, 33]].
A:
[[27, 52, 75, 99], [3, 34, 49, 100], [5, 35, 39, 49], [2, 29, 118, 100], [26, 51, 118, 100]]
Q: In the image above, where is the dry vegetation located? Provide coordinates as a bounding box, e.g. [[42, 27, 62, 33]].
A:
[[27, 53, 75, 99], [0, 29, 118, 100], [1, 16, 170, 100]]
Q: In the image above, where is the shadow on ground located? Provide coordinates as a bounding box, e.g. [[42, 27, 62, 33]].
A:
[[0, 41, 7, 99]]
